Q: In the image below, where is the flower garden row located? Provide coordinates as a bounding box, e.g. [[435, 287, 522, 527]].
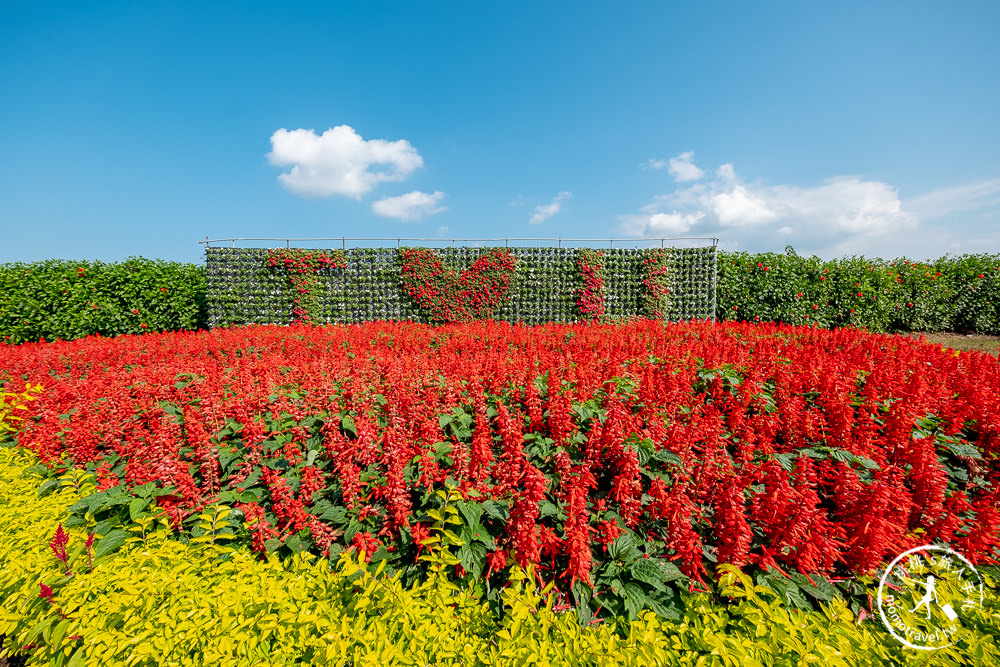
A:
[[1, 321, 998, 614], [2, 248, 998, 344], [3, 320, 1000, 663]]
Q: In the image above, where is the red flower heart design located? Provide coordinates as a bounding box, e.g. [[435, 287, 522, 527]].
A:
[[400, 248, 517, 322]]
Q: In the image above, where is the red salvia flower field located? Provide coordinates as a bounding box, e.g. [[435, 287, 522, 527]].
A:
[[2, 320, 998, 610]]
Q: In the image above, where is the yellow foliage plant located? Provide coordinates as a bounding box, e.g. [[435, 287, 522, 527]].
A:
[[0, 382, 42, 437]]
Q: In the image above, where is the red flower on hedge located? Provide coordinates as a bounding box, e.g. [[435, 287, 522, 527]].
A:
[[575, 249, 605, 320], [400, 248, 516, 323], [642, 250, 671, 319], [268, 248, 347, 324]]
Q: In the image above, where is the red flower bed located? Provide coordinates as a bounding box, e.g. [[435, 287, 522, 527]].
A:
[[2, 322, 998, 610]]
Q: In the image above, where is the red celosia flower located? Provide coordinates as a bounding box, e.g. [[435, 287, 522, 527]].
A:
[[595, 520, 623, 551], [267, 248, 347, 324], [49, 524, 71, 575], [237, 502, 279, 556], [712, 475, 753, 568], [575, 250, 606, 319], [309, 520, 338, 557]]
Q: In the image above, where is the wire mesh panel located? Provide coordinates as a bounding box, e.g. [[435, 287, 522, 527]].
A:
[[205, 245, 717, 327], [661, 246, 718, 321]]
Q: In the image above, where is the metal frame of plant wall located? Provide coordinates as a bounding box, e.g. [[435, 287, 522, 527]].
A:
[[204, 245, 718, 327]]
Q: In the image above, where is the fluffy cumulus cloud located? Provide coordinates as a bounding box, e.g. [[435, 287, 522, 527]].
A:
[[709, 184, 776, 226], [667, 151, 705, 182], [618, 152, 925, 256], [371, 190, 447, 221], [530, 191, 572, 224], [268, 125, 424, 199]]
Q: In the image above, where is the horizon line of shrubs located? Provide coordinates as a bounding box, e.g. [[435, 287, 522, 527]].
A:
[[1, 249, 997, 344]]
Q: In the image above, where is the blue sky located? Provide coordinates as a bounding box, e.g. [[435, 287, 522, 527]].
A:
[[2, 1, 998, 265]]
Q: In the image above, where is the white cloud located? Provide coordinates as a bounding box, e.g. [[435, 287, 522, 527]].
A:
[[267, 125, 423, 199], [668, 151, 705, 182], [710, 185, 777, 226], [618, 160, 919, 256], [623, 155, 1000, 259], [530, 191, 572, 224], [643, 158, 669, 170], [618, 210, 704, 235], [904, 178, 1000, 220], [716, 163, 737, 183], [768, 178, 910, 235], [648, 211, 705, 234], [372, 190, 447, 221]]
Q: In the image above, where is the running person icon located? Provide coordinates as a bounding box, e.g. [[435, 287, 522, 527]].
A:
[[911, 575, 938, 620], [878, 545, 986, 651]]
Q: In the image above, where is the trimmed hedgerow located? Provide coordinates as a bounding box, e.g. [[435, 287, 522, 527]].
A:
[[0, 258, 207, 345], [717, 251, 1000, 334]]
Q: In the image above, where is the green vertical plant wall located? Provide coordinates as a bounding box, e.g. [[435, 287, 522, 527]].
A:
[[205, 246, 719, 327]]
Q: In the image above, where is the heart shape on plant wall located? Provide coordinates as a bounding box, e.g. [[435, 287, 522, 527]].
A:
[[399, 248, 517, 323]]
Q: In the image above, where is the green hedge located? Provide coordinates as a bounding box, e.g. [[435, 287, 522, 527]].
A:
[[205, 246, 718, 327], [0, 259, 207, 345], [717, 251, 1000, 335]]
